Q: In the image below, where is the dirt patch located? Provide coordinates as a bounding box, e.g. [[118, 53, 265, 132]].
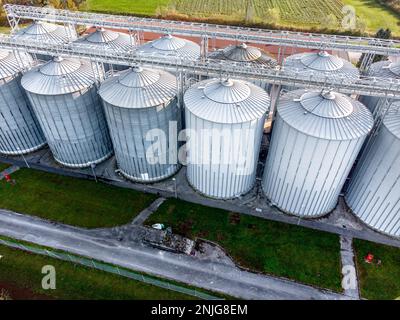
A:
[[229, 212, 241, 225], [166, 204, 176, 215], [0, 281, 52, 300]]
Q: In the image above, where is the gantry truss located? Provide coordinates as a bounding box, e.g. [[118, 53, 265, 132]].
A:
[[1, 34, 400, 99], [4, 4, 400, 57]]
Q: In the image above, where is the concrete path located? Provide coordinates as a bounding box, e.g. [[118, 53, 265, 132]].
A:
[[0, 165, 20, 180], [0, 209, 352, 300], [132, 198, 166, 226], [340, 236, 360, 299]]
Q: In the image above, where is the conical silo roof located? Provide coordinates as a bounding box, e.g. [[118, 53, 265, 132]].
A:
[[138, 34, 200, 60], [12, 21, 74, 43], [383, 105, 400, 139], [75, 27, 134, 51], [0, 49, 33, 80], [277, 89, 373, 140], [184, 78, 270, 124], [99, 66, 177, 109], [209, 43, 277, 67], [284, 51, 359, 78], [21, 56, 99, 95], [366, 60, 400, 78]]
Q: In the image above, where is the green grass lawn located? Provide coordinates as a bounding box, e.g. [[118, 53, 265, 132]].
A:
[[84, 0, 170, 16], [343, 0, 400, 36], [0, 162, 11, 172], [354, 239, 400, 300], [0, 243, 194, 300], [0, 168, 157, 228], [82, 0, 400, 36], [146, 198, 342, 292]]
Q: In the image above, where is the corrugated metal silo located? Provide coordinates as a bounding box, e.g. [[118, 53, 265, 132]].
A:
[[209, 43, 277, 67], [0, 49, 46, 155], [74, 27, 134, 71], [359, 61, 400, 114], [184, 78, 270, 199], [21, 56, 113, 168], [283, 51, 360, 91], [346, 106, 400, 237], [262, 89, 373, 217], [208, 43, 277, 91], [13, 21, 77, 60], [99, 66, 180, 182], [138, 34, 201, 60]]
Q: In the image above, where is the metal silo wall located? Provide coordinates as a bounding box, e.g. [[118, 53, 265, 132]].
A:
[[186, 110, 265, 199], [346, 126, 400, 237], [262, 113, 366, 217], [26, 87, 113, 168], [0, 75, 46, 155], [102, 99, 181, 182]]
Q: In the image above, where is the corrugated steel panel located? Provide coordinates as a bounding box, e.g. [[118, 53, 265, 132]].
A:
[[184, 78, 270, 124], [99, 66, 177, 108], [99, 67, 180, 182], [138, 34, 200, 60], [208, 43, 277, 92], [262, 89, 373, 217], [346, 109, 400, 237], [0, 49, 46, 155], [209, 43, 277, 67], [185, 78, 270, 199], [360, 61, 400, 113], [0, 50, 32, 80], [13, 21, 76, 43], [283, 51, 359, 91], [75, 28, 134, 71], [75, 28, 134, 50], [277, 90, 373, 140], [21, 57, 100, 95], [22, 57, 112, 168]]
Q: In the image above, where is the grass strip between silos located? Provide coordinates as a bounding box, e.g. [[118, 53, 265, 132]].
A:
[[0, 235, 228, 300]]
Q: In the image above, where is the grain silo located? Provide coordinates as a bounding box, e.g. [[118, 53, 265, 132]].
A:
[[346, 106, 400, 237], [283, 51, 360, 91], [208, 43, 276, 68], [208, 43, 277, 91], [21, 56, 113, 168], [262, 89, 374, 217], [0, 49, 46, 155], [12, 21, 77, 61], [74, 27, 135, 71], [184, 78, 270, 199], [138, 34, 201, 60], [99, 66, 180, 182], [359, 61, 400, 115]]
